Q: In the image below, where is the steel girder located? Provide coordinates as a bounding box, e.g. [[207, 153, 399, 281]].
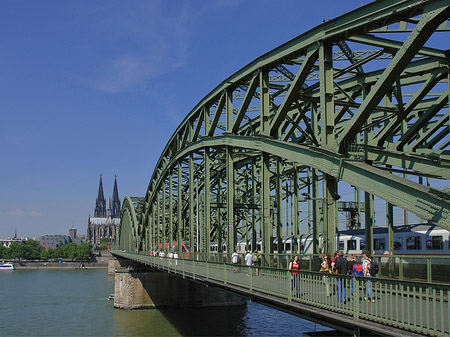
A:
[[117, 0, 450, 257]]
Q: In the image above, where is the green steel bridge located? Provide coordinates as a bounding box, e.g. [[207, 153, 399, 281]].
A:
[[112, 0, 450, 335]]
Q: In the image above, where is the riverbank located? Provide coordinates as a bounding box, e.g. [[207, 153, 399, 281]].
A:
[[13, 261, 108, 269]]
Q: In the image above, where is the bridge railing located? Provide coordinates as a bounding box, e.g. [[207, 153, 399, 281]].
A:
[[194, 252, 450, 284], [114, 251, 450, 337]]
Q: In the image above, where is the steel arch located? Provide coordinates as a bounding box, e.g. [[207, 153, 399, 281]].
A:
[[117, 0, 450, 259]]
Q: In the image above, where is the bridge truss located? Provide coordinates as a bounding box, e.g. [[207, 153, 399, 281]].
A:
[[117, 0, 450, 262]]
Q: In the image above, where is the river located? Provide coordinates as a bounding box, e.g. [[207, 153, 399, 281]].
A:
[[0, 269, 332, 336]]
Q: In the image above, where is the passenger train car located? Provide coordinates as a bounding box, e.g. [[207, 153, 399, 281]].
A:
[[233, 223, 450, 255]]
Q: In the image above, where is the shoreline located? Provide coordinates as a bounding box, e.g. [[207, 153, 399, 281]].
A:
[[11, 261, 108, 270]]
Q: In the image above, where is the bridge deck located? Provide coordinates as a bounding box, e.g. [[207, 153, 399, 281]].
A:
[[113, 251, 449, 337]]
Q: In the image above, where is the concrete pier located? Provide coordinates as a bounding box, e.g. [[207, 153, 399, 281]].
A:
[[111, 257, 246, 309]]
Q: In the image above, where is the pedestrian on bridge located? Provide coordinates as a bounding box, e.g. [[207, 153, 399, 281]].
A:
[[174, 251, 178, 266], [245, 251, 253, 276], [320, 252, 332, 297], [363, 250, 374, 303], [335, 251, 348, 304], [232, 250, 238, 272], [289, 255, 300, 297]]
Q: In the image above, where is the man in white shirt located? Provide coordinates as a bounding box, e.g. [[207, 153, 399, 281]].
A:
[[173, 251, 178, 266], [362, 250, 374, 302], [232, 250, 238, 272], [245, 250, 253, 275]]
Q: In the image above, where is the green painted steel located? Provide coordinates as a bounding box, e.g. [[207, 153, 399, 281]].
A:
[[113, 251, 450, 336], [116, 0, 450, 283]]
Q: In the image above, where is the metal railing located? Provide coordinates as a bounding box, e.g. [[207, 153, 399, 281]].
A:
[[185, 252, 450, 284], [113, 251, 449, 337]]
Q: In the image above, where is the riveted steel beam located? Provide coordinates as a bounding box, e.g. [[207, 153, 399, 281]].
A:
[[338, 3, 450, 146], [155, 135, 450, 230]]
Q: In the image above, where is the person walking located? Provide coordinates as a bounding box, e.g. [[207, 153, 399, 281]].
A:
[[173, 251, 178, 266], [245, 250, 253, 276], [335, 251, 348, 304], [232, 250, 239, 272], [363, 250, 374, 302], [252, 250, 260, 275], [321, 252, 332, 297], [288, 255, 300, 297]]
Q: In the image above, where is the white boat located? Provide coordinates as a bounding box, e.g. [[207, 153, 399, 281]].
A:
[[0, 262, 15, 270]]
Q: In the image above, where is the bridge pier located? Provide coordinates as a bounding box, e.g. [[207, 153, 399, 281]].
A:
[[111, 257, 246, 309]]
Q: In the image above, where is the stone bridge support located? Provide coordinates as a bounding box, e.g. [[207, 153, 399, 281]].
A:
[[110, 257, 245, 309]]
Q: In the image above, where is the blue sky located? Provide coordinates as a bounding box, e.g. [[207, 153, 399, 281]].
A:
[[0, 0, 370, 238]]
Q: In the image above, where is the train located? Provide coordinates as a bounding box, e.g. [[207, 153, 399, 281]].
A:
[[232, 223, 450, 256], [153, 223, 449, 257]]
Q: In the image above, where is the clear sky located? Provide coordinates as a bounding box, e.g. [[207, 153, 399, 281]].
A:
[[0, 0, 371, 238]]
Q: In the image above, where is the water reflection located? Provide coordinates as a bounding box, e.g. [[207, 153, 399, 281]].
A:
[[112, 309, 180, 336], [112, 300, 331, 337], [160, 304, 247, 336]]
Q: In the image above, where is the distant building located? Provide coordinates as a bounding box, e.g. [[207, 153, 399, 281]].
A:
[[1, 239, 25, 248], [87, 175, 121, 245], [69, 227, 77, 240], [39, 235, 71, 251]]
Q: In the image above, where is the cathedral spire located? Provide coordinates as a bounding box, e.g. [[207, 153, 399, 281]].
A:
[[94, 174, 106, 218], [112, 175, 121, 218]]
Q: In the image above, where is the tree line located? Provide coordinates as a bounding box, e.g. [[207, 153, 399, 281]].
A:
[[0, 240, 93, 261]]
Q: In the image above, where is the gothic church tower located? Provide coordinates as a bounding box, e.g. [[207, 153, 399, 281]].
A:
[[112, 175, 121, 218], [94, 174, 106, 217], [88, 174, 120, 245]]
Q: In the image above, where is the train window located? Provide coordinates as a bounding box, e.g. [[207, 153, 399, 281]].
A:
[[374, 238, 385, 250], [449, 235, 450, 249], [285, 243, 291, 251], [339, 241, 344, 251], [426, 236, 443, 250], [394, 237, 402, 250], [360, 239, 365, 250], [406, 236, 421, 250], [347, 239, 357, 250], [299, 243, 304, 253]]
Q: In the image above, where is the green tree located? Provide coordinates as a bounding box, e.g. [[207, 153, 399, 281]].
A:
[[5, 242, 25, 260], [77, 243, 93, 261], [22, 240, 42, 260]]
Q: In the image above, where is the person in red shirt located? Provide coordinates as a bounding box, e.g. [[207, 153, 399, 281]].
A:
[[289, 255, 300, 297]]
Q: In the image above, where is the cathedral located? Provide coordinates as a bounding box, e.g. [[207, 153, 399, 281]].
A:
[[87, 174, 121, 245]]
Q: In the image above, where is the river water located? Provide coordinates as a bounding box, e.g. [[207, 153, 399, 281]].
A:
[[0, 269, 332, 336]]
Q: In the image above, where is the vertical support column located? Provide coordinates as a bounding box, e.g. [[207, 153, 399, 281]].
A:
[[226, 89, 233, 133], [177, 161, 183, 254], [323, 175, 337, 254], [251, 158, 257, 251], [204, 149, 211, 254], [319, 40, 338, 254], [261, 152, 272, 265], [355, 187, 361, 229], [204, 107, 211, 255], [293, 168, 299, 253], [162, 181, 166, 252], [157, 191, 161, 252], [387, 197, 394, 277], [226, 146, 235, 254], [260, 67, 271, 264], [276, 158, 283, 253], [319, 40, 336, 151], [365, 192, 374, 253], [152, 201, 157, 253], [260, 69, 270, 134], [189, 152, 195, 255], [311, 169, 320, 254], [169, 172, 173, 252], [218, 176, 223, 253]]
